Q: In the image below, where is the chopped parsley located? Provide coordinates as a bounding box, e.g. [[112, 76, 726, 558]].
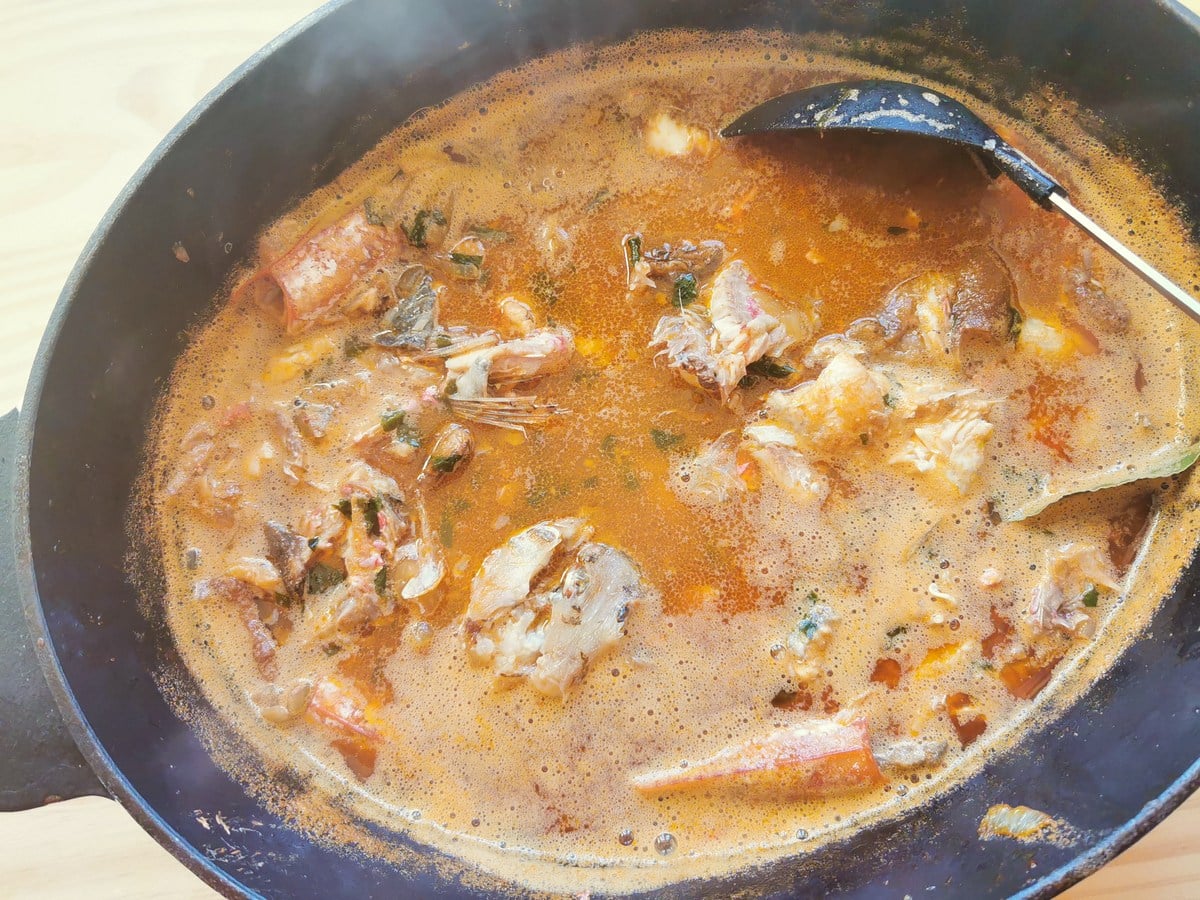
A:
[[430, 453, 464, 474], [650, 428, 684, 451], [746, 357, 796, 379], [402, 208, 446, 248], [672, 273, 698, 308], [306, 563, 345, 595]]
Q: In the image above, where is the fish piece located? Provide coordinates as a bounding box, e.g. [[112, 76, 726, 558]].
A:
[[297, 503, 349, 557], [263, 520, 313, 597], [880, 257, 1016, 361], [763, 352, 891, 454], [650, 260, 803, 405], [880, 271, 956, 357], [950, 253, 1018, 349], [419, 423, 474, 485], [272, 407, 307, 482], [465, 518, 592, 626], [308, 574, 392, 639], [529, 543, 646, 697], [770, 603, 838, 682], [499, 297, 538, 336], [163, 421, 242, 523], [741, 424, 829, 504], [888, 392, 995, 493], [632, 718, 882, 799], [628, 238, 727, 293], [226, 557, 285, 596], [258, 209, 401, 335], [292, 399, 335, 440], [1024, 543, 1119, 638], [675, 430, 743, 504], [352, 421, 422, 478], [252, 679, 314, 725], [373, 265, 440, 349], [707, 260, 798, 384], [650, 309, 729, 395], [445, 327, 575, 389], [194, 576, 278, 679], [391, 497, 446, 612], [305, 677, 381, 742]]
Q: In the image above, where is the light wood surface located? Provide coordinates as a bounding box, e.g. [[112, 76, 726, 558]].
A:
[[1, 1, 1198, 896]]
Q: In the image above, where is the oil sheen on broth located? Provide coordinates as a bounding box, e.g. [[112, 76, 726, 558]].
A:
[[151, 29, 1200, 891]]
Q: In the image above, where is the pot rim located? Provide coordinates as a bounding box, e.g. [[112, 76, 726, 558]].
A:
[[12, 1, 1200, 897]]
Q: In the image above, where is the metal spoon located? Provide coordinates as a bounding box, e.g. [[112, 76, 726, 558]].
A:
[[722, 80, 1200, 323]]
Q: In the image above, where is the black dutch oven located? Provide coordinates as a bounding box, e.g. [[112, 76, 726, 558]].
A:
[[2, 0, 1199, 896]]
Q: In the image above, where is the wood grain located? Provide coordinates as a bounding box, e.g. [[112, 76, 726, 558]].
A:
[[0, 0, 1197, 896]]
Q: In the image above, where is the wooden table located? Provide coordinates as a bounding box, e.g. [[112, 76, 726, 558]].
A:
[[1, 1, 1197, 896]]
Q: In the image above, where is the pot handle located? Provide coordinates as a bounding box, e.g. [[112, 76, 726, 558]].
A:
[[0, 409, 106, 809]]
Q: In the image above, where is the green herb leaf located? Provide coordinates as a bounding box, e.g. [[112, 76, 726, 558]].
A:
[[883, 392, 897, 408], [1008, 305, 1024, 341], [381, 409, 421, 446], [625, 234, 642, 266], [996, 438, 1200, 521], [449, 252, 484, 267], [886, 625, 907, 639], [650, 428, 684, 451], [334, 498, 352, 519], [467, 224, 511, 242], [673, 273, 698, 308], [381, 409, 407, 432], [359, 496, 382, 536], [403, 209, 446, 248], [859, 433, 870, 446], [746, 357, 796, 379], [585, 188, 611, 212], [363, 197, 385, 228], [798, 618, 820, 640], [343, 335, 369, 358], [430, 454, 463, 474], [1081, 584, 1099, 607], [307, 563, 346, 595], [374, 567, 388, 595], [526, 484, 549, 508], [887, 225, 908, 236]]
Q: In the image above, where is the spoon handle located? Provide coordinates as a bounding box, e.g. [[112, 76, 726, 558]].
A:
[[1048, 191, 1200, 324]]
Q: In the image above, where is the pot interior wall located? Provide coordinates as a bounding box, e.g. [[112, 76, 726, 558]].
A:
[[23, 0, 1200, 895]]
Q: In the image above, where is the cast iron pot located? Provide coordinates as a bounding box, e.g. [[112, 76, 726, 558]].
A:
[[3, 0, 1199, 896]]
